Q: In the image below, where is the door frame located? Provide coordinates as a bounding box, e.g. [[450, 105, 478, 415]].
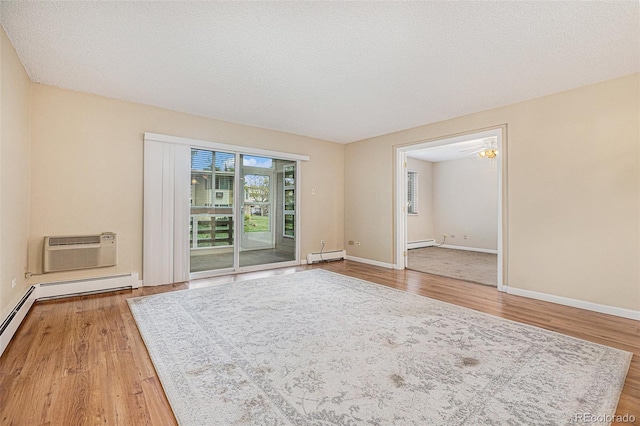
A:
[[394, 126, 507, 292]]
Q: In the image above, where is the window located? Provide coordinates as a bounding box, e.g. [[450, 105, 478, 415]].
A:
[[283, 165, 295, 237], [243, 155, 273, 168], [407, 170, 418, 214], [215, 175, 233, 190], [191, 150, 234, 207]]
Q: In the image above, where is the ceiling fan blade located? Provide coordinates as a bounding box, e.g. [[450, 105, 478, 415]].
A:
[[462, 151, 482, 158], [461, 147, 485, 155]]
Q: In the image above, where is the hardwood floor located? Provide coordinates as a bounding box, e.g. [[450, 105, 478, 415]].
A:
[[1, 260, 638, 425]]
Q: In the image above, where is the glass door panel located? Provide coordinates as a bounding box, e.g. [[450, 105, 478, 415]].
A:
[[239, 156, 296, 268], [190, 149, 235, 273]]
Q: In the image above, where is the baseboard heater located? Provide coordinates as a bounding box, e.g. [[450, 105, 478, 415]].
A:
[[407, 239, 436, 250], [0, 286, 37, 357], [38, 273, 139, 300], [306, 250, 346, 264], [0, 286, 36, 337], [0, 273, 139, 357]]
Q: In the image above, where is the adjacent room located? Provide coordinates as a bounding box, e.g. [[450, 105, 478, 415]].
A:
[[1, 2, 638, 425], [405, 135, 500, 287]]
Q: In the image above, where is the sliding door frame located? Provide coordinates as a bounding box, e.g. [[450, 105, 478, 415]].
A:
[[143, 133, 309, 285]]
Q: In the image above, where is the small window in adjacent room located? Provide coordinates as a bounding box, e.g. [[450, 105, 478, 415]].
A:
[[407, 170, 418, 214]]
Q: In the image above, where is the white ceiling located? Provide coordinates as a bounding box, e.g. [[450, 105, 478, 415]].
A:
[[408, 137, 497, 163], [1, 1, 638, 144]]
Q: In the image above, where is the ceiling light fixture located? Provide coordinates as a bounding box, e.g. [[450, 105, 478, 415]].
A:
[[478, 149, 498, 159]]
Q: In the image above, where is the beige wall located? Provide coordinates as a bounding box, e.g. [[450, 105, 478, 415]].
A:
[[0, 27, 31, 318], [345, 73, 640, 311], [2, 23, 637, 316], [406, 157, 434, 242], [432, 156, 498, 250], [28, 84, 344, 284]]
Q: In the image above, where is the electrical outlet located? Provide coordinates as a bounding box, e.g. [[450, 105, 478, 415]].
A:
[[321, 240, 325, 245], [451, 234, 456, 238], [11, 277, 17, 288], [443, 234, 448, 238], [463, 235, 467, 240], [348, 240, 355, 245], [355, 241, 361, 246]]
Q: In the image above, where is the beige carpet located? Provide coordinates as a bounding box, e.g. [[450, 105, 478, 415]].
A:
[[408, 247, 497, 286]]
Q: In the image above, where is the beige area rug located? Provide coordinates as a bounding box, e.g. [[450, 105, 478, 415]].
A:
[[408, 247, 497, 286], [128, 270, 631, 425]]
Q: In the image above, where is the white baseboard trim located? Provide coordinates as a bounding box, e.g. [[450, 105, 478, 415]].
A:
[[440, 244, 498, 254], [407, 240, 435, 250], [0, 286, 37, 357], [345, 255, 395, 269], [505, 286, 640, 321], [38, 272, 140, 300]]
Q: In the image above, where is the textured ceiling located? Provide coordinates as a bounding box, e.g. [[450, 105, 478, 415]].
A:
[[1, 1, 638, 144]]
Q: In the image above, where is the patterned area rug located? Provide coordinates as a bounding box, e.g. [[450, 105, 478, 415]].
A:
[[128, 270, 631, 425]]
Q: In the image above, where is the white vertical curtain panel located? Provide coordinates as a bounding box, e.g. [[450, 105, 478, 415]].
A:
[[143, 138, 190, 286]]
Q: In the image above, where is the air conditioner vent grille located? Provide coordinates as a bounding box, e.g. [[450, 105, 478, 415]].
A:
[[48, 235, 101, 246], [43, 233, 117, 273]]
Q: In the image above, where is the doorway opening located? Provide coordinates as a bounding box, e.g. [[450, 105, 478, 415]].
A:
[[395, 128, 506, 291]]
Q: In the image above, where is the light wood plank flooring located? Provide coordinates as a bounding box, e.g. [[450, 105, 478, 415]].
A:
[[1, 260, 638, 425]]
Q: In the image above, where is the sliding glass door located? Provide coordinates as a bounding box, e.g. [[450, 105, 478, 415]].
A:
[[189, 150, 297, 277], [239, 155, 296, 268]]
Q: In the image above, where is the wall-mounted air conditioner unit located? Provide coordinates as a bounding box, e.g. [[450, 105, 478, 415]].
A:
[[43, 233, 117, 273]]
